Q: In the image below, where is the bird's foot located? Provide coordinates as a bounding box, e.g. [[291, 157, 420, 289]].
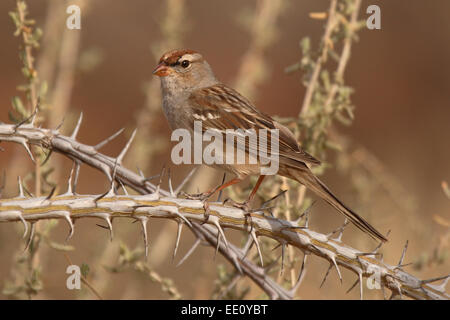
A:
[[223, 198, 250, 211], [223, 198, 253, 229], [180, 190, 214, 202], [180, 191, 214, 224], [201, 201, 211, 225]]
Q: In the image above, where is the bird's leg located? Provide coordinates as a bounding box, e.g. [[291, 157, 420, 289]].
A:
[[223, 175, 266, 226], [181, 177, 242, 223], [181, 177, 242, 201]]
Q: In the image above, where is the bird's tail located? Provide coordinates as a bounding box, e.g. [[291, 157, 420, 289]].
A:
[[289, 168, 388, 242]]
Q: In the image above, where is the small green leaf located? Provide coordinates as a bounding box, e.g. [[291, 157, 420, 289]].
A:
[[300, 37, 310, 53], [40, 81, 48, 97], [81, 263, 90, 278], [11, 96, 26, 115], [8, 111, 19, 123], [48, 241, 75, 251]]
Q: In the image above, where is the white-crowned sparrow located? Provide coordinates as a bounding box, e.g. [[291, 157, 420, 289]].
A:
[[153, 49, 387, 242]]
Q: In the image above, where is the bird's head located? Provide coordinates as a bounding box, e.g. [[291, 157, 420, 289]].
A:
[[153, 49, 218, 92]]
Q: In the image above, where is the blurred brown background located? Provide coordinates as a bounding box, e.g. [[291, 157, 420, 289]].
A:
[[0, 0, 449, 299]]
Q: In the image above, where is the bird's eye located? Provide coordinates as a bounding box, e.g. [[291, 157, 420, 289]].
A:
[[181, 60, 190, 68]]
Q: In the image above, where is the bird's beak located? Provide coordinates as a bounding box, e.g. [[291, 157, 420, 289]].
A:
[[152, 63, 171, 77]]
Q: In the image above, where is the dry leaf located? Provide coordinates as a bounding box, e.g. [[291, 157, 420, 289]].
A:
[[433, 214, 450, 228], [309, 12, 327, 20]]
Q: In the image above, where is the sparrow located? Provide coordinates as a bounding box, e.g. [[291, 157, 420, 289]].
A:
[[153, 48, 387, 242]]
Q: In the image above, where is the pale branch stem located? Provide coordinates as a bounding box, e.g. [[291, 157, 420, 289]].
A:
[[0, 122, 287, 299], [0, 123, 159, 195], [323, 0, 362, 110], [0, 191, 448, 300], [300, 0, 338, 116], [0, 123, 448, 300], [16, 0, 38, 110]]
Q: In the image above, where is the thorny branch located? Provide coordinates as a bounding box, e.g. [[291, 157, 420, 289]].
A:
[[0, 121, 448, 300]]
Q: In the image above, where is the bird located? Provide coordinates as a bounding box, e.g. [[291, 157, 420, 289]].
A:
[[152, 48, 387, 242]]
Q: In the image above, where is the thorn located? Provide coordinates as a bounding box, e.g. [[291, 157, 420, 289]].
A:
[[250, 230, 263, 267], [428, 275, 450, 293], [290, 252, 308, 294], [94, 128, 125, 150], [214, 219, 229, 252], [63, 213, 74, 241], [70, 112, 83, 140], [54, 116, 65, 131], [330, 255, 342, 283], [217, 173, 227, 202], [174, 167, 197, 195], [23, 222, 36, 252], [22, 184, 34, 198], [173, 211, 192, 228], [296, 253, 308, 285], [43, 186, 56, 202], [118, 179, 128, 195], [21, 140, 35, 163], [137, 167, 145, 178], [139, 216, 149, 257], [248, 206, 274, 214], [372, 230, 391, 254], [106, 161, 119, 196], [320, 264, 332, 288], [154, 165, 166, 195], [137, 167, 160, 183], [421, 274, 450, 285], [103, 215, 114, 241], [116, 129, 137, 164], [94, 190, 109, 203], [346, 277, 359, 294], [397, 240, 409, 267], [295, 201, 316, 227], [73, 162, 80, 194], [101, 165, 113, 182], [134, 202, 192, 227], [145, 174, 161, 183], [397, 262, 413, 269], [328, 219, 349, 241], [17, 176, 25, 198], [271, 242, 281, 252], [64, 164, 75, 196], [40, 150, 53, 166], [14, 102, 39, 129], [18, 214, 28, 239], [176, 238, 201, 268], [30, 97, 40, 126], [261, 189, 287, 208], [168, 168, 175, 197], [173, 222, 183, 261]]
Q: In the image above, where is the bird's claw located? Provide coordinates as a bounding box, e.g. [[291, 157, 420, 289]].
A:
[[223, 198, 250, 211], [201, 201, 210, 225], [179, 191, 214, 224], [180, 190, 213, 201], [223, 198, 253, 229]]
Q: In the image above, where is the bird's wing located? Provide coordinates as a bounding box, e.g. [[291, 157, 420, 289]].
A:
[[187, 84, 321, 166]]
